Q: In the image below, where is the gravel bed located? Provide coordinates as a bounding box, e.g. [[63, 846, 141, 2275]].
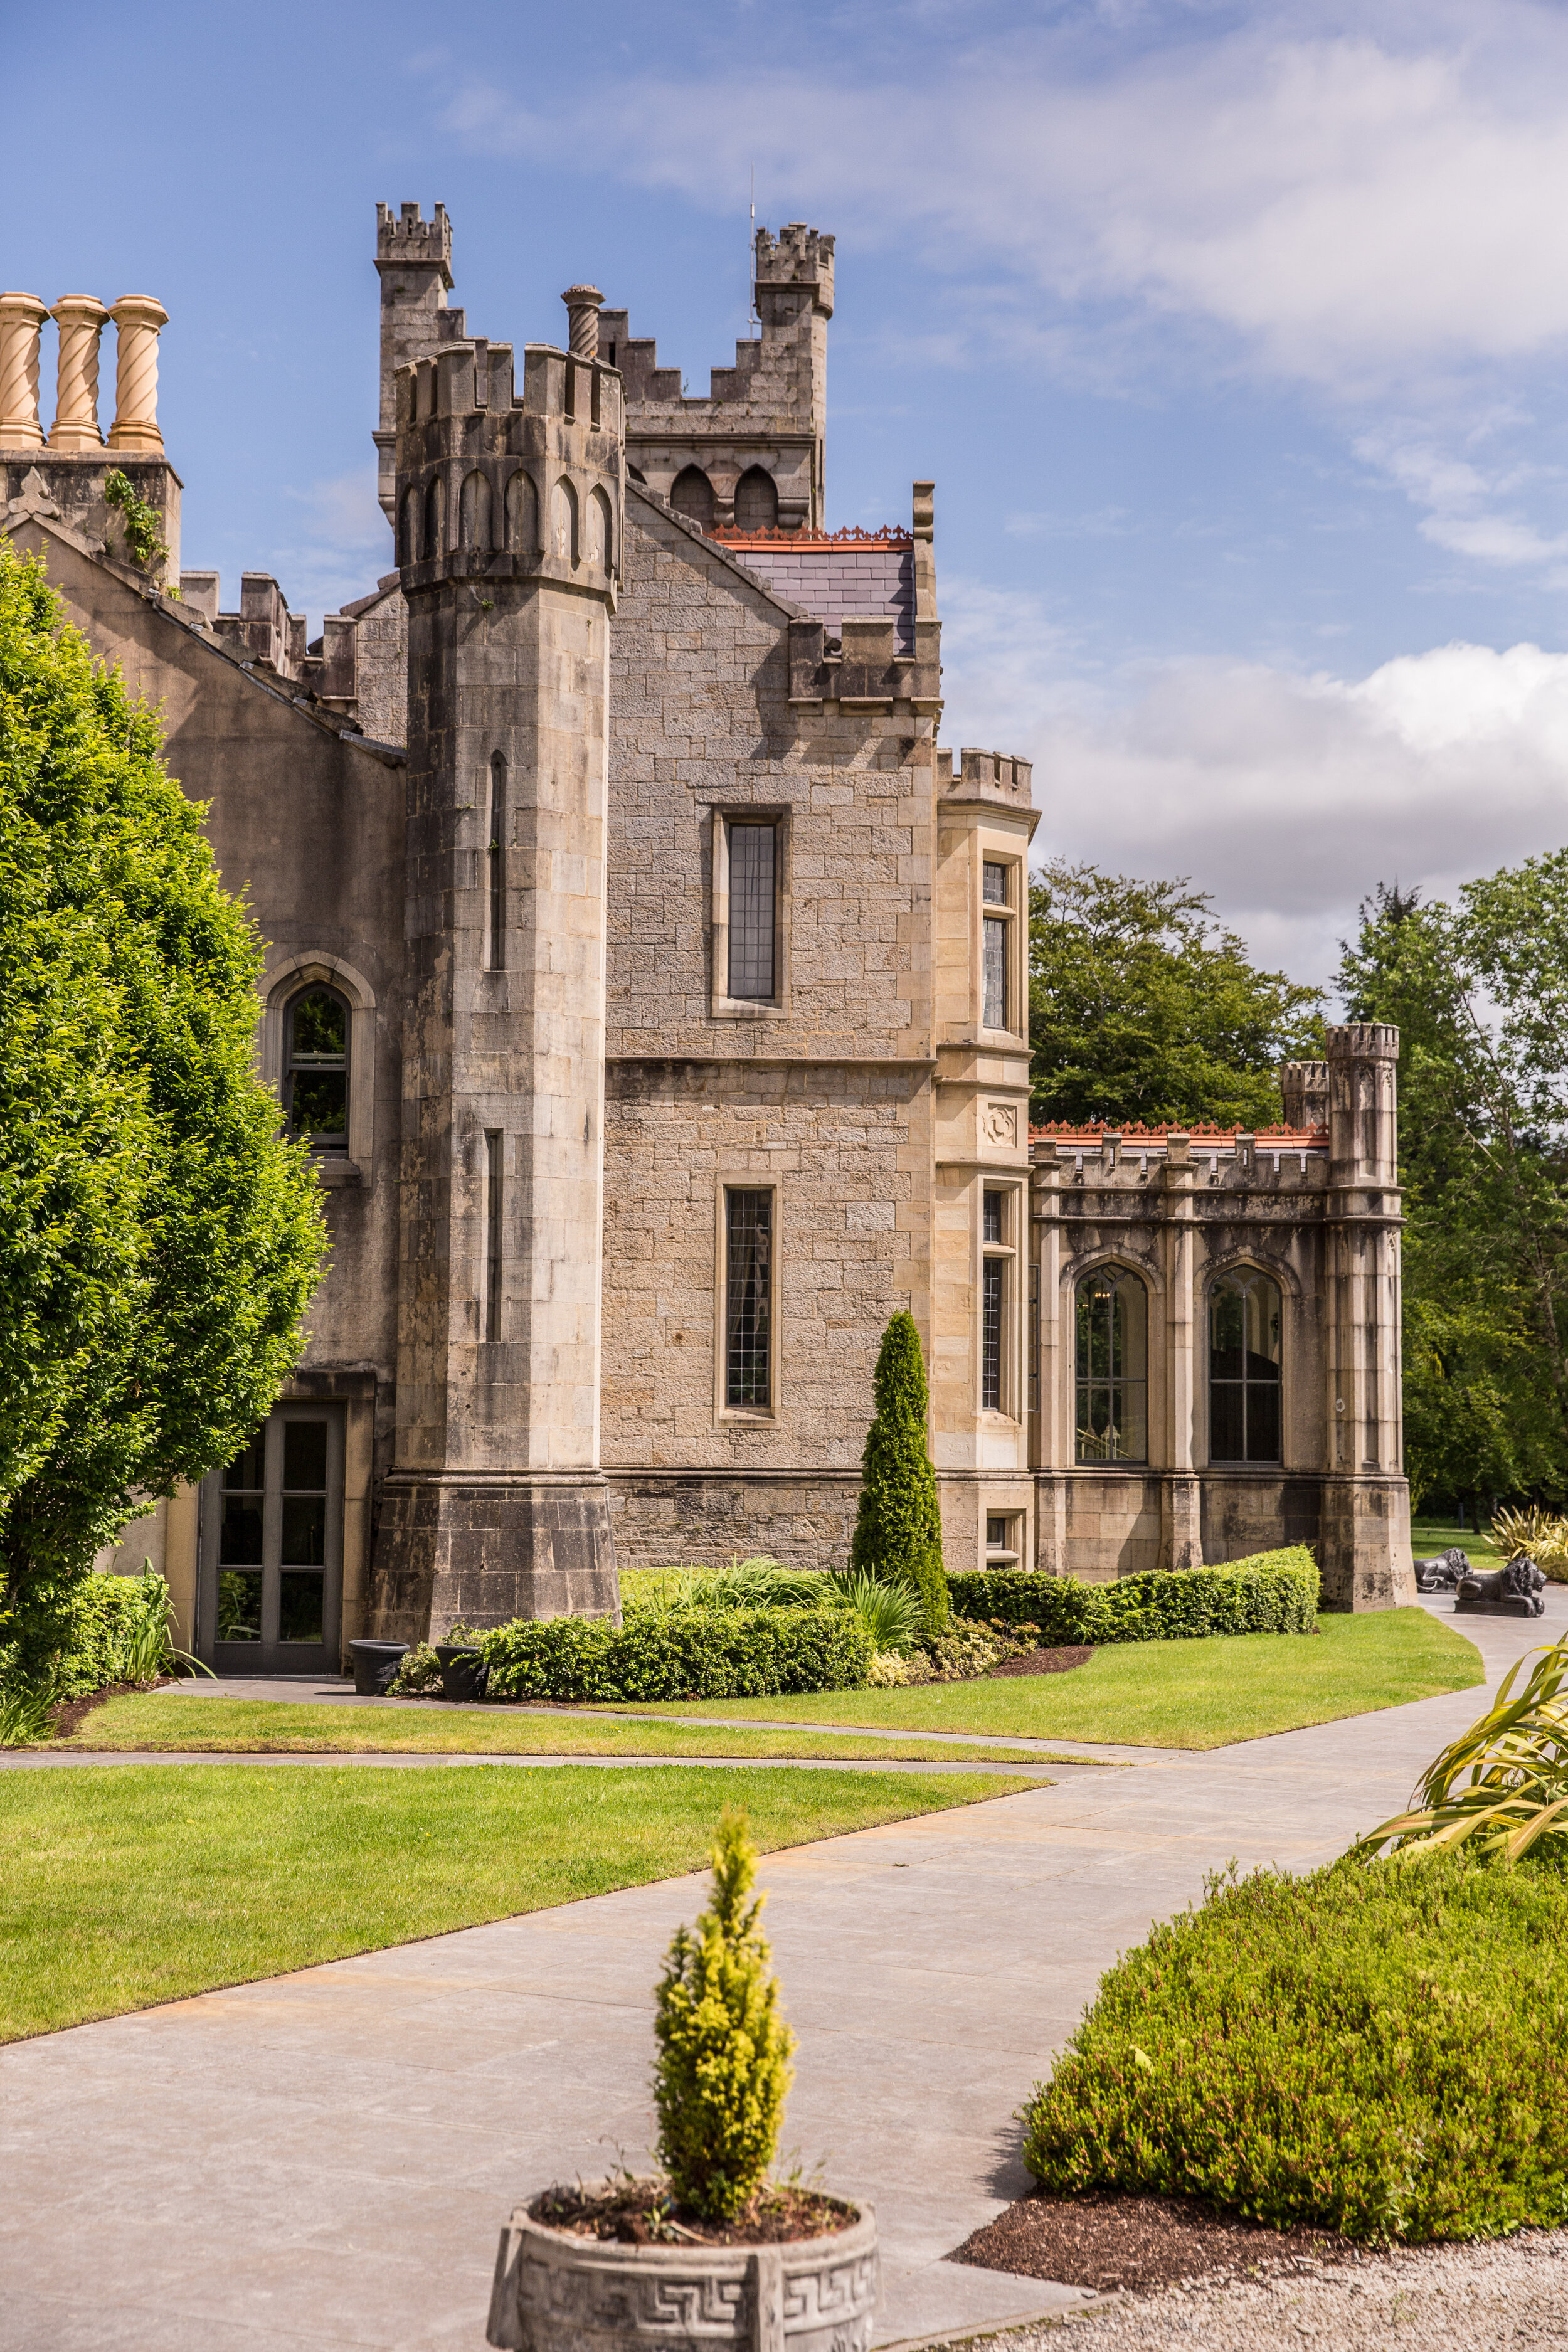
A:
[[959, 2229, 1568, 2348]]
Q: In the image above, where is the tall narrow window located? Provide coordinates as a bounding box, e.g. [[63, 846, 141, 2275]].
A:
[[1075, 1267, 1149, 1463], [1209, 1271, 1282, 1463], [1029, 1259, 1041, 1417], [728, 822, 776, 1000], [725, 1189, 773, 1408], [484, 1130, 503, 1343], [486, 753, 506, 971], [982, 860, 1009, 1030], [982, 1258, 1005, 1409], [284, 987, 349, 1152]]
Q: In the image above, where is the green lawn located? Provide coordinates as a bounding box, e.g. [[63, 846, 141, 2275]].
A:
[[55, 1695, 1054, 1766], [0, 1763, 1030, 2043], [1411, 1521, 1500, 1566], [600, 1611, 1484, 1749]]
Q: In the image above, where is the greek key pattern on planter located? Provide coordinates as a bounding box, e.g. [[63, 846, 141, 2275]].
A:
[[782, 2249, 879, 2334], [488, 2201, 879, 2352]]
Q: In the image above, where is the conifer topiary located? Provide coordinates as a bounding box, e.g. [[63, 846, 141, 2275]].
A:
[[849, 1312, 949, 1631], [652, 1811, 796, 2219]]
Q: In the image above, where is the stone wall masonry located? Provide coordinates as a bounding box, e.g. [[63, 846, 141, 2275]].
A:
[[601, 1059, 933, 1478], [608, 496, 935, 1061]]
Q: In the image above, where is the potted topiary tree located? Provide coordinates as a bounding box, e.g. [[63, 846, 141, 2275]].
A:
[[486, 1812, 879, 2352]]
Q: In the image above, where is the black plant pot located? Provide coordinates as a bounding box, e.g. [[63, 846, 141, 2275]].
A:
[[435, 1643, 490, 1702], [348, 1638, 409, 1697]]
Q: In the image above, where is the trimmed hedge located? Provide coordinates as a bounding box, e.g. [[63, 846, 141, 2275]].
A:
[[480, 1606, 876, 1704], [946, 1547, 1320, 1646], [1021, 1852, 1568, 2243]]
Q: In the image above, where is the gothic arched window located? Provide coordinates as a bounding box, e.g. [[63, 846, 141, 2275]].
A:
[[552, 477, 578, 563], [734, 467, 778, 531], [1209, 1271, 1282, 1463], [284, 987, 350, 1153], [1074, 1267, 1148, 1463], [670, 465, 715, 530]]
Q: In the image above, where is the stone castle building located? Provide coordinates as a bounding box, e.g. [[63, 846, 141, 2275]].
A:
[[0, 211, 1414, 1670]]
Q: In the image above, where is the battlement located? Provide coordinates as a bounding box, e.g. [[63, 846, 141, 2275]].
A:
[[754, 223, 835, 313], [938, 747, 1034, 805], [599, 220, 835, 533], [374, 199, 462, 520], [1326, 1022, 1399, 1062], [375, 201, 453, 283]]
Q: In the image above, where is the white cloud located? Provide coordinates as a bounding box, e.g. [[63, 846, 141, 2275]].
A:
[[443, 3, 1568, 393], [938, 579, 1568, 985], [1357, 430, 1568, 581]]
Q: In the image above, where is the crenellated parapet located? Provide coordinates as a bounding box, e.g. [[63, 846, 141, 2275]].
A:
[[393, 316, 624, 603], [938, 748, 1034, 807], [600, 220, 835, 533]]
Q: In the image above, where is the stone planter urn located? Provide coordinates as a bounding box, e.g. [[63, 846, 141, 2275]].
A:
[[485, 2190, 879, 2352]]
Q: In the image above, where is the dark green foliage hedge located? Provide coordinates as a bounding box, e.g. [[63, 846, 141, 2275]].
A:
[[480, 1606, 876, 1704], [947, 1547, 1318, 1645], [1021, 1853, 1568, 2243], [2, 1565, 158, 1695], [849, 1313, 948, 1632]]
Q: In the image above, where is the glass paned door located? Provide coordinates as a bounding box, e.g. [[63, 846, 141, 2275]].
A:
[[201, 1407, 344, 1673]]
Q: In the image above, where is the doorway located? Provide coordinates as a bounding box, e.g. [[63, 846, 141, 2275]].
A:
[[198, 1406, 344, 1673]]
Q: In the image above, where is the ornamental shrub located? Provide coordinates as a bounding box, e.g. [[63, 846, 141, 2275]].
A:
[[849, 1313, 948, 1632], [653, 1810, 795, 2218], [946, 1547, 1319, 1646], [1021, 1851, 1568, 2243], [479, 1604, 874, 1703], [0, 543, 324, 1634], [0, 1564, 186, 1700]]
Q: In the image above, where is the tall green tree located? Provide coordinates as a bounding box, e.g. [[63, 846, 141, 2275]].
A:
[[1339, 871, 1568, 1516], [849, 1312, 948, 1631], [1029, 861, 1323, 1129], [0, 542, 325, 1639]]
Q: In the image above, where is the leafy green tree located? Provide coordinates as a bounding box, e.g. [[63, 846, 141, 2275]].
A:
[[849, 1312, 948, 1631], [0, 542, 324, 1647], [1340, 872, 1568, 1516], [1029, 861, 1323, 1129], [653, 1810, 796, 2218]]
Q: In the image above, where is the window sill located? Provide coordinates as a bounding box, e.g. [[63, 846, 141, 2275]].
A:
[[711, 998, 787, 1020], [717, 1406, 778, 1426], [985, 1550, 1021, 1568], [310, 1157, 363, 1189]]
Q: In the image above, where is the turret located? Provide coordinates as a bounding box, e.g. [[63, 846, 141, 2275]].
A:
[[369, 283, 625, 1637], [373, 201, 464, 521]]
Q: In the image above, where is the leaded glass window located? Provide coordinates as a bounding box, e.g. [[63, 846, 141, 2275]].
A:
[[982, 1256, 1005, 1409], [1075, 1267, 1148, 1463], [726, 1189, 773, 1407], [285, 987, 349, 1151], [728, 822, 776, 1000], [982, 861, 1009, 1030], [1209, 1271, 1282, 1463]]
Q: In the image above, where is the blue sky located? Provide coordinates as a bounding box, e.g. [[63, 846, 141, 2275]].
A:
[[13, 0, 1568, 991]]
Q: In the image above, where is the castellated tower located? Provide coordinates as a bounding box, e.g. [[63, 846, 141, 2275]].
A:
[[600, 223, 835, 531], [1321, 1023, 1412, 1608], [373, 202, 466, 522], [368, 300, 625, 1638]]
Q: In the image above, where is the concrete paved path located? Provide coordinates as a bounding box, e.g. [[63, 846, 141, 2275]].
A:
[[2, 1594, 1560, 2352]]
